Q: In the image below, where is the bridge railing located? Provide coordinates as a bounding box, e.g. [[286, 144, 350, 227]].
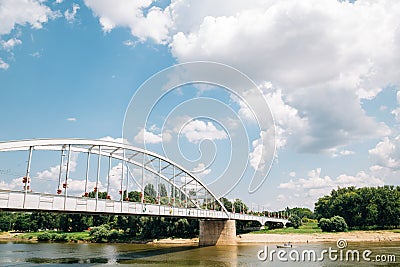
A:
[[0, 189, 289, 225], [0, 189, 230, 219]]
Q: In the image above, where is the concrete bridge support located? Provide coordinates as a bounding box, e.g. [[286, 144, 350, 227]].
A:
[[199, 219, 236, 246]]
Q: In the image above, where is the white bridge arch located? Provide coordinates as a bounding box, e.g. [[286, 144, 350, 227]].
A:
[[0, 139, 288, 226]]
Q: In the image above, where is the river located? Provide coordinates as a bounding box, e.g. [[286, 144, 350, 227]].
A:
[[0, 241, 399, 266]]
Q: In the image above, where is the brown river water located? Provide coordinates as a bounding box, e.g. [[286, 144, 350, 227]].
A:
[[0, 241, 399, 266]]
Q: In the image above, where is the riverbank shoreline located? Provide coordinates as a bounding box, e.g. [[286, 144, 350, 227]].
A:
[[0, 231, 199, 244], [2, 230, 400, 245], [151, 237, 199, 244], [237, 230, 400, 244], [0, 232, 25, 241]]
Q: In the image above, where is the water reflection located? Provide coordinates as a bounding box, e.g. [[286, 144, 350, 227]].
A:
[[0, 241, 399, 266], [101, 245, 118, 264]]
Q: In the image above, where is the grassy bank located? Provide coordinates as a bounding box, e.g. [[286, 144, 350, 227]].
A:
[[16, 231, 91, 242], [4, 231, 196, 244], [252, 222, 322, 234]]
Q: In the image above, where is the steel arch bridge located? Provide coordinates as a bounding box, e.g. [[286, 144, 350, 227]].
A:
[[0, 139, 288, 226]]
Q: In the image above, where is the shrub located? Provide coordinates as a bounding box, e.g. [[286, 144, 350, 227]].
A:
[[330, 216, 348, 232], [89, 225, 111, 242], [302, 217, 318, 223], [266, 221, 284, 230], [319, 216, 348, 232], [318, 218, 332, 232], [109, 229, 121, 241], [53, 233, 68, 242], [37, 232, 53, 241]]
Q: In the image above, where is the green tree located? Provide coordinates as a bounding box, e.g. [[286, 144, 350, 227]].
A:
[[0, 212, 12, 232], [144, 184, 157, 200], [87, 191, 108, 199], [115, 215, 140, 236], [128, 191, 141, 202], [288, 214, 302, 229], [315, 186, 400, 229], [13, 213, 34, 231], [233, 199, 248, 213], [219, 197, 233, 212], [30, 212, 58, 231], [314, 195, 332, 220], [288, 207, 315, 220], [143, 184, 157, 204], [159, 184, 168, 197]]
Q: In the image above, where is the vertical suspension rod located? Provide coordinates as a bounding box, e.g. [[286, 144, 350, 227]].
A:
[[57, 147, 65, 193], [84, 149, 91, 196], [95, 146, 101, 210], [106, 155, 111, 199], [120, 155, 124, 203], [63, 145, 71, 209], [23, 146, 33, 208]]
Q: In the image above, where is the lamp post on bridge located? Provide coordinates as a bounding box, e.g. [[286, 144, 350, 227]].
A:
[[57, 147, 65, 195], [22, 146, 33, 209], [63, 145, 72, 210]]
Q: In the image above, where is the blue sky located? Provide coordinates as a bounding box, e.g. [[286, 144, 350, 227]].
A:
[[0, 0, 400, 210]]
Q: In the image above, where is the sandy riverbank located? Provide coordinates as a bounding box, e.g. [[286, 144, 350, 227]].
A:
[[3, 231, 400, 245], [237, 231, 400, 244], [152, 231, 400, 244], [119, 231, 400, 244], [0, 232, 25, 241], [151, 237, 199, 244]]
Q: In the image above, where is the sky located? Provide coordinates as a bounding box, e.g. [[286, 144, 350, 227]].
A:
[[0, 0, 400, 211]]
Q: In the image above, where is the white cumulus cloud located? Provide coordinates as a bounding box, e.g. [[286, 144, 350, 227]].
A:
[[64, 3, 80, 22], [35, 152, 78, 181], [0, 0, 57, 35], [167, 0, 397, 153], [369, 135, 400, 170], [192, 163, 211, 178], [80, 0, 398, 155], [1, 38, 22, 51], [0, 58, 9, 70], [278, 168, 385, 208], [180, 119, 227, 144], [83, 0, 172, 43], [123, 39, 137, 47], [134, 128, 171, 144], [391, 90, 400, 122]]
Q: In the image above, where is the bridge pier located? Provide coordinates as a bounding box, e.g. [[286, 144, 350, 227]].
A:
[[199, 219, 236, 246]]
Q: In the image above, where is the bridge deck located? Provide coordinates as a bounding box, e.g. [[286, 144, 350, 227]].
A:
[[0, 190, 288, 225]]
